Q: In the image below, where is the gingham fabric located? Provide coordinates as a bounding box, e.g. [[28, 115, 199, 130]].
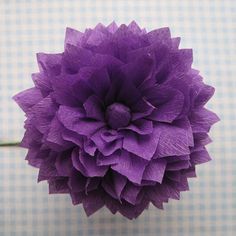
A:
[[0, 0, 235, 235]]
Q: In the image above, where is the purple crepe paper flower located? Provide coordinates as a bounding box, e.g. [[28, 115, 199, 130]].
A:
[[13, 21, 219, 219]]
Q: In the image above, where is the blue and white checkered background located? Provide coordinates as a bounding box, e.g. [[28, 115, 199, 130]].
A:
[[0, 0, 235, 235]]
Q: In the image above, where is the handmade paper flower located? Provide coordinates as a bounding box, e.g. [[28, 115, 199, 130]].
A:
[[13, 21, 219, 219]]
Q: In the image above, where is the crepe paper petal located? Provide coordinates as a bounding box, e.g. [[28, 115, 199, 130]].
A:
[[115, 79, 141, 106], [72, 148, 108, 177], [65, 27, 84, 48], [91, 53, 124, 71], [111, 151, 148, 184], [106, 21, 118, 33], [171, 37, 181, 49], [13, 88, 43, 113], [82, 190, 105, 217], [50, 76, 80, 107], [166, 184, 181, 200], [32, 73, 52, 96], [112, 172, 127, 199], [87, 67, 111, 98], [166, 171, 181, 182], [193, 132, 212, 147], [83, 139, 97, 156], [48, 178, 70, 194], [36, 53, 62, 75], [100, 179, 117, 200], [142, 159, 167, 183], [170, 49, 193, 75], [102, 198, 117, 216], [154, 122, 193, 158], [123, 129, 160, 160], [70, 191, 84, 205], [183, 167, 197, 178], [61, 129, 83, 147], [146, 85, 185, 123], [166, 160, 191, 171], [63, 44, 93, 74], [55, 153, 73, 177], [70, 72, 94, 103], [46, 116, 73, 150], [147, 185, 168, 205], [91, 128, 122, 156], [57, 105, 83, 124], [121, 183, 143, 205], [176, 175, 190, 191], [147, 27, 171, 44], [83, 95, 105, 121], [58, 105, 105, 136], [164, 155, 190, 163], [120, 54, 154, 87], [190, 149, 211, 165], [194, 84, 215, 107], [28, 96, 57, 134], [87, 29, 107, 46], [38, 156, 58, 182], [25, 148, 47, 168], [68, 169, 87, 192], [117, 198, 150, 220], [85, 177, 101, 194], [131, 98, 155, 121], [100, 130, 122, 142], [14, 21, 219, 220], [128, 21, 143, 34], [96, 152, 120, 166], [190, 107, 220, 133], [20, 124, 42, 148], [121, 119, 153, 135], [101, 171, 127, 200]]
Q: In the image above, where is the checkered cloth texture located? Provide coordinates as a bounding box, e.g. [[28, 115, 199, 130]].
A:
[[0, 0, 235, 235]]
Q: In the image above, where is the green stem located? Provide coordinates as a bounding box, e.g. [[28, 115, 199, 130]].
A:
[[0, 142, 20, 147]]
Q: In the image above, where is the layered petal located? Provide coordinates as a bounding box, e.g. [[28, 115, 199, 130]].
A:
[[91, 128, 122, 156], [72, 148, 108, 177], [123, 127, 160, 160], [111, 151, 148, 184], [145, 85, 184, 122], [14, 21, 219, 220], [13, 88, 43, 112], [143, 159, 167, 183], [58, 105, 105, 136]]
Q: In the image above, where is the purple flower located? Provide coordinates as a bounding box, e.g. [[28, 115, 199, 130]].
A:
[[13, 21, 219, 219]]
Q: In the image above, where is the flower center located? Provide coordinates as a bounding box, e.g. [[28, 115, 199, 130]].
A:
[[105, 103, 131, 129]]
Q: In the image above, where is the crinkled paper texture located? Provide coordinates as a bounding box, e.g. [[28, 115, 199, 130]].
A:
[[13, 21, 219, 219]]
